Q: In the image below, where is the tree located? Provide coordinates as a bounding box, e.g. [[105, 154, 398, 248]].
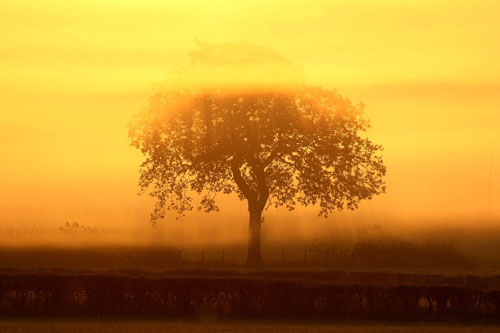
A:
[[129, 42, 386, 266]]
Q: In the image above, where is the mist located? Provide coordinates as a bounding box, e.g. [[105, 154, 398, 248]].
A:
[[1, 1, 499, 263]]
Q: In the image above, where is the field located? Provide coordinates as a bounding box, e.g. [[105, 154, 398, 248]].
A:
[[1, 238, 499, 330], [1, 320, 500, 332]]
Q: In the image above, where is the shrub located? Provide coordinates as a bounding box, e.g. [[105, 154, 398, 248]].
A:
[[351, 239, 474, 268]]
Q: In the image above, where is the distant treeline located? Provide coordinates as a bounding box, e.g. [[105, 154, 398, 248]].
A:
[[1, 273, 500, 321]]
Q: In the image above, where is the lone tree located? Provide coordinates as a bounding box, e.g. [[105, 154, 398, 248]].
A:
[[129, 42, 386, 265]]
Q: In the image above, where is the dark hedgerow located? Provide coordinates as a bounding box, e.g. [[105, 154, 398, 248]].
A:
[[0, 273, 499, 321]]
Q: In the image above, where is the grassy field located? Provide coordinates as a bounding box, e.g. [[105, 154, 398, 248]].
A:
[[1, 320, 500, 332], [0, 238, 499, 325]]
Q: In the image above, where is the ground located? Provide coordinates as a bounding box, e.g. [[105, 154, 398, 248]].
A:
[[1, 320, 500, 333]]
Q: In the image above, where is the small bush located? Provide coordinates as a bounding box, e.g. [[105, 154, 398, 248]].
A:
[[307, 239, 352, 264], [351, 239, 474, 268], [59, 222, 98, 236]]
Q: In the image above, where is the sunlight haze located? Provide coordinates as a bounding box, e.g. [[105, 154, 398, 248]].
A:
[[1, 0, 499, 246]]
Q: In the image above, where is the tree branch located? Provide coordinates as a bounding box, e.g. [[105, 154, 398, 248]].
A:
[[230, 156, 256, 201], [246, 155, 270, 212]]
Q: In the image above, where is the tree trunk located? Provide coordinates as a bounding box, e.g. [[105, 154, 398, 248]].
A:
[[246, 207, 263, 266]]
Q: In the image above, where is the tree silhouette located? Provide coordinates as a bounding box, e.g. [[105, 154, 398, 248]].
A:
[[129, 42, 386, 265]]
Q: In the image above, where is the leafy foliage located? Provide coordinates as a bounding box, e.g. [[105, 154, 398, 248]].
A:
[[129, 42, 386, 224]]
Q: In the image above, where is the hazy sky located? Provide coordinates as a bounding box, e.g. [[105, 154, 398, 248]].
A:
[[1, 0, 499, 240]]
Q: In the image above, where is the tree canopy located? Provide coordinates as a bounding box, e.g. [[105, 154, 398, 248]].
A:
[[129, 42, 386, 227]]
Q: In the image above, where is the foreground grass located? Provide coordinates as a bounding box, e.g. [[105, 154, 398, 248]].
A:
[[1, 320, 500, 332]]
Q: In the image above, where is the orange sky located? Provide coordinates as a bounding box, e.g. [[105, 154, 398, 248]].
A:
[[1, 0, 499, 244]]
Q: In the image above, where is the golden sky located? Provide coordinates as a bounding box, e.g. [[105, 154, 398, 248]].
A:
[[1, 0, 499, 242]]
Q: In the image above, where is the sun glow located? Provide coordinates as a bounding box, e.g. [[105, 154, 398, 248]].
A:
[[1, 0, 499, 246]]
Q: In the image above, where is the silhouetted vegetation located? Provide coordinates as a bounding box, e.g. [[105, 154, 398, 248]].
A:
[[351, 240, 474, 269], [1, 273, 500, 321], [59, 222, 99, 236], [307, 239, 352, 264], [129, 42, 386, 265], [305, 238, 474, 269], [0, 240, 493, 321]]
